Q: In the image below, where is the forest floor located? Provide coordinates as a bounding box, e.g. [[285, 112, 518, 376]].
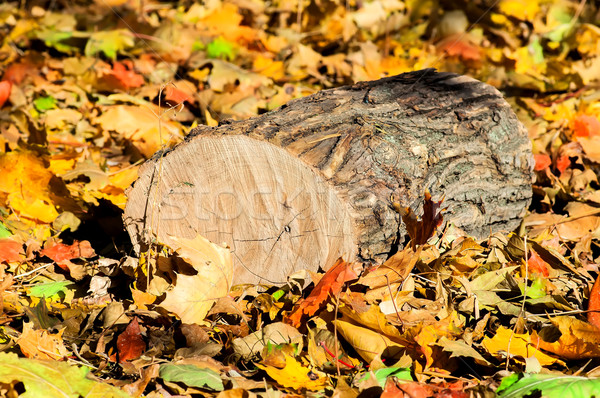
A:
[[1, 0, 600, 397]]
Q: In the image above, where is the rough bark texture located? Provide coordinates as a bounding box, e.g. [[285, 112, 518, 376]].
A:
[[124, 69, 534, 284]]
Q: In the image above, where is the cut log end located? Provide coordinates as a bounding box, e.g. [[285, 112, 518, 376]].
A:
[[124, 135, 356, 284]]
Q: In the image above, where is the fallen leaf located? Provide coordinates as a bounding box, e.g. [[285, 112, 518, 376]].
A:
[[401, 190, 444, 248], [117, 317, 146, 363], [532, 316, 600, 360], [287, 258, 358, 328], [482, 326, 564, 366], [0, 80, 11, 108], [256, 355, 327, 391], [41, 240, 95, 264], [0, 352, 130, 397], [573, 114, 600, 137], [17, 322, 69, 360], [0, 239, 24, 263], [159, 234, 233, 325], [0, 151, 59, 223], [534, 154, 552, 171]]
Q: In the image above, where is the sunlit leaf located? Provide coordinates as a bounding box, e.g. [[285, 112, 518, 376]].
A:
[[0, 352, 129, 397], [497, 373, 600, 398]]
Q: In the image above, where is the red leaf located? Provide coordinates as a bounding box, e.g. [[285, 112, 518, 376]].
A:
[[533, 154, 551, 171], [41, 240, 95, 263], [117, 318, 146, 363], [110, 61, 144, 90], [286, 258, 357, 328], [555, 155, 570, 174], [0, 239, 23, 263], [588, 273, 600, 329], [0, 81, 11, 109], [573, 114, 600, 138], [527, 249, 549, 277]]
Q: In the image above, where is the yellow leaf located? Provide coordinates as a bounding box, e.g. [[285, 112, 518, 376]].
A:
[[499, 0, 539, 21], [108, 166, 139, 190], [532, 316, 600, 359], [49, 158, 76, 175], [333, 319, 407, 363], [256, 355, 328, 391], [159, 235, 233, 325], [482, 326, 564, 366], [0, 151, 59, 223]]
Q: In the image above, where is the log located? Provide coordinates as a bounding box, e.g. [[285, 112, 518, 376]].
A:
[[124, 69, 533, 285]]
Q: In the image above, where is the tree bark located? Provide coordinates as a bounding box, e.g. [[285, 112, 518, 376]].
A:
[[124, 69, 534, 284]]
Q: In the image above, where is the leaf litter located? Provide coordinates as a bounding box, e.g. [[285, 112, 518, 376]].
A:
[[0, 0, 600, 396]]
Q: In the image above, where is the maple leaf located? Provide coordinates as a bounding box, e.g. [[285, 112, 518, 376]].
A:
[[17, 322, 69, 360], [286, 258, 358, 328]]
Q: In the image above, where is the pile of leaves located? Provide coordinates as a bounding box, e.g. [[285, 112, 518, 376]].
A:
[[1, 0, 600, 396]]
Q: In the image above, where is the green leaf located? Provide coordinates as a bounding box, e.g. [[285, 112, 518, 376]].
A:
[[0, 221, 11, 238], [206, 37, 236, 61], [520, 277, 546, 299], [35, 30, 76, 53], [159, 363, 224, 391], [0, 352, 129, 398], [497, 373, 600, 398], [85, 29, 135, 60], [28, 281, 74, 299], [33, 96, 57, 112], [357, 367, 412, 387]]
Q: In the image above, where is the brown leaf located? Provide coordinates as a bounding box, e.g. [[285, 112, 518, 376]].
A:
[[401, 191, 444, 248]]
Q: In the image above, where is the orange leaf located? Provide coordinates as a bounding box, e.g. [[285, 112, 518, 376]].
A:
[[110, 61, 144, 90], [0, 80, 11, 108], [437, 34, 482, 62], [165, 86, 194, 105], [573, 114, 600, 138], [117, 317, 146, 362], [41, 240, 95, 263], [555, 155, 570, 174], [286, 258, 357, 328], [527, 249, 549, 277], [588, 274, 600, 329], [17, 322, 69, 360], [0, 239, 23, 263], [533, 154, 551, 171]]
